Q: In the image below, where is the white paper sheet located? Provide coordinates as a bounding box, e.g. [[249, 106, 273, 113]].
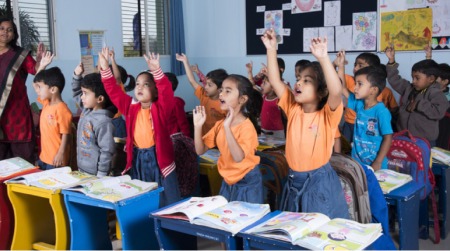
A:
[[264, 10, 284, 44], [335, 25, 353, 51], [303, 27, 319, 52], [324, 1, 341, 27], [319, 27, 335, 51]]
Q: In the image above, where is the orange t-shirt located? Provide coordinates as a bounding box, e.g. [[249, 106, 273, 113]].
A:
[[38, 99, 73, 165], [133, 107, 155, 149], [278, 86, 343, 172], [195, 86, 227, 135], [203, 118, 260, 185], [344, 74, 398, 123]]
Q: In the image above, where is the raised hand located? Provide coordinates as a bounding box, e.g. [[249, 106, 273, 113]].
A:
[[98, 47, 110, 71], [193, 106, 207, 127], [424, 43, 432, 59], [223, 106, 235, 129], [310, 37, 328, 60], [36, 42, 45, 63], [74, 62, 84, 76], [246, 61, 253, 73], [190, 64, 199, 74], [335, 50, 346, 68], [384, 44, 395, 63], [109, 47, 116, 61], [39, 51, 54, 69], [260, 63, 268, 76], [144, 52, 160, 71], [261, 29, 277, 50], [175, 53, 188, 63]]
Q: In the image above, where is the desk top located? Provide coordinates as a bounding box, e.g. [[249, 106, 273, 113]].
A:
[[384, 181, 424, 200]]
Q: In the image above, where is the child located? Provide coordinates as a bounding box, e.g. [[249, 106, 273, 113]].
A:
[[338, 52, 398, 142], [295, 59, 311, 80], [72, 63, 116, 177], [436, 64, 450, 149], [176, 54, 228, 135], [193, 75, 263, 203], [261, 30, 349, 218], [341, 65, 393, 171], [385, 45, 449, 146], [165, 72, 198, 197], [33, 65, 72, 170], [98, 48, 180, 207]]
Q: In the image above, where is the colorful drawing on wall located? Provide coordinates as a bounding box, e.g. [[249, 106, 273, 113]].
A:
[[291, 0, 322, 14], [381, 8, 432, 51], [352, 12, 377, 51], [431, 36, 450, 50], [79, 31, 105, 75], [264, 10, 284, 44]]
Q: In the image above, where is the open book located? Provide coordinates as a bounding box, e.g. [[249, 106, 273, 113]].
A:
[[152, 195, 270, 235], [375, 169, 412, 194], [5, 167, 95, 191], [65, 175, 158, 202], [247, 212, 382, 250], [199, 149, 221, 164], [431, 147, 450, 165], [0, 157, 38, 179]]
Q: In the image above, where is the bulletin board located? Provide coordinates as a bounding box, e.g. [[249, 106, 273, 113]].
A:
[[245, 0, 378, 55]]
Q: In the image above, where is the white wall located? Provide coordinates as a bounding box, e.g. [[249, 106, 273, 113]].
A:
[[181, 0, 450, 110], [26, 0, 171, 112]]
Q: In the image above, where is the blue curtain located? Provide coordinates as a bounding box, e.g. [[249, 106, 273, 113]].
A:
[[168, 0, 186, 75]]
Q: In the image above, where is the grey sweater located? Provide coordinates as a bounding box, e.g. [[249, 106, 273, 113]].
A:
[[387, 63, 449, 142], [72, 75, 115, 177]]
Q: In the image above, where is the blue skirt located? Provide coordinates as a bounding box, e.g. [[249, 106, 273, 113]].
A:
[[131, 146, 181, 207], [280, 162, 349, 219], [219, 166, 263, 204]]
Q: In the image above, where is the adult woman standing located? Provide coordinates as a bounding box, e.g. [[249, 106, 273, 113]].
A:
[[0, 17, 44, 163]]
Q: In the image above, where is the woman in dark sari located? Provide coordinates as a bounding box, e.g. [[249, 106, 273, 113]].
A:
[[0, 17, 44, 163]]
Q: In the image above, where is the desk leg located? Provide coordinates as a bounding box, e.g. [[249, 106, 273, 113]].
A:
[[154, 219, 197, 250], [224, 235, 242, 250], [242, 238, 250, 250], [397, 195, 420, 250]]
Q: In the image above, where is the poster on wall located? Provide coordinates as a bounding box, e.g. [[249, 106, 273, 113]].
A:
[[264, 10, 284, 44], [352, 12, 377, 51], [324, 1, 341, 27], [79, 31, 105, 75], [291, 0, 322, 14], [380, 8, 432, 51]]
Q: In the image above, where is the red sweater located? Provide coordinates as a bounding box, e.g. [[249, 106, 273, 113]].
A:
[[101, 68, 175, 177], [167, 96, 190, 137]]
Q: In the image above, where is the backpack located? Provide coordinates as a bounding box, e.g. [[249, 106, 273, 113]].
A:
[[386, 130, 440, 243], [171, 133, 199, 197], [329, 153, 372, 224]]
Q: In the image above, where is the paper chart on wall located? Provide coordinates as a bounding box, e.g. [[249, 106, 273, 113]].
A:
[[319, 27, 335, 52], [380, 8, 432, 51], [324, 1, 341, 27], [79, 31, 105, 75], [335, 25, 353, 51], [264, 10, 284, 44], [429, 1, 450, 37], [303, 28, 319, 52], [291, 0, 322, 14], [352, 12, 377, 51]]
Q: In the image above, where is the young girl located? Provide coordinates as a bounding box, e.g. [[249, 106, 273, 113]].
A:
[[176, 53, 228, 135], [194, 75, 263, 203], [261, 29, 349, 219], [98, 48, 180, 207]]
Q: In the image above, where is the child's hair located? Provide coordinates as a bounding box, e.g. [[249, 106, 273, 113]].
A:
[[412, 59, 440, 78], [226, 74, 263, 134], [165, 72, 178, 91], [34, 67, 66, 92], [206, 69, 228, 89], [300, 61, 329, 110], [0, 17, 19, 49], [277, 57, 286, 77], [295, 59, 311, 69], [354, 65, 387, 95], [355, 53, 381, 66], [136, 71, 157, 101], [81, 73, 117, 113], [438, 63, 450, 81], [110, 65, 136, 92]]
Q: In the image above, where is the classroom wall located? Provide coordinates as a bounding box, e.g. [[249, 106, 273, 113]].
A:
[[181, 0, 450, 111], [26, 0, 171, 112]]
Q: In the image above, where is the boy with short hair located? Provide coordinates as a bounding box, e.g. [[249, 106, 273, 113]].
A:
[[33, 67, 72, 170], [385, 45, 449, 146], [341, 65, 393, 171], [72, 63, 116, 177]]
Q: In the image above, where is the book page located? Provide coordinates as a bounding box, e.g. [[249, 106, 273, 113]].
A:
[[247, 212, 330, 243], [0, 157, 36, 178], [192, 201, 270, 235], [80, 179, 157, 202], [294, 218, 382, 250], [30, 170, 94, 190], [6, 166, 73, 185], [153, 196, 228, 222], [375, 169, 412, 194], [258, 135, 286, 148]]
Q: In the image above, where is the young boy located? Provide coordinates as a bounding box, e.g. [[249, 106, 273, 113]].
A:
[[436, 63, 450, 149], [72, 63, 116, 177], [33, 67, 72, 170], [385, 45, 449, 146], [341, 65, 393, 171], [337, 52, 398, 142]]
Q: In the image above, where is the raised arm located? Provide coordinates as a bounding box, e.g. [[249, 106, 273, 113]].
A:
[[36, 51, 54, 73], [246, 61, 255, 85], [261, 29, 286, 98], [109, 48, 122, 85], [176, 53, 200, 90], [193, 106, 209, 155], [34, 42, 45, 72], [191, 64, 207, 86], [310, 37, 342, 110], [384, 45, 409, 95], [335, 50, 350, 99], [72, 62, 84, 108]]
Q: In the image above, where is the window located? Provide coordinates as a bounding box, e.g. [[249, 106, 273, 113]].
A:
[[0, 0, 55, 53], [121, 0, 168, 57]]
